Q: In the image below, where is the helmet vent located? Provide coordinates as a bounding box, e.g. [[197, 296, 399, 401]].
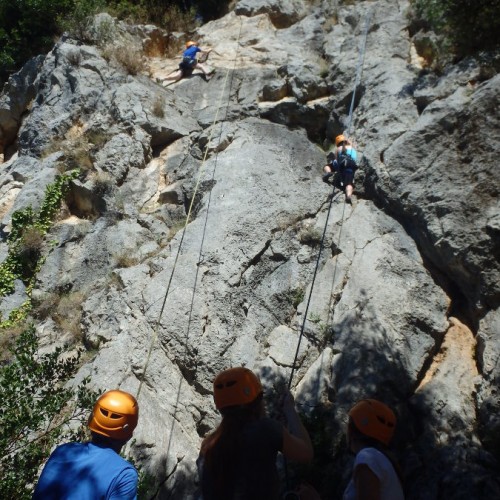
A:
[[376, 415, 394, 428], [225, 380, 237, 388], [98, 408, 121, 419]]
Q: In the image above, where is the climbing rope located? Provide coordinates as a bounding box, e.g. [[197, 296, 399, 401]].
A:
[[162, 20, 244, 474], [346, 7, 372, 138], [136, 21, 243, 400], [283, 8, 372, 494], [286, 6, 372, 390]]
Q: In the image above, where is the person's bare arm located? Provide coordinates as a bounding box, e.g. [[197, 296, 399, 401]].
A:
[[281, 392, 313, 462], [353, 464, 381, 500]]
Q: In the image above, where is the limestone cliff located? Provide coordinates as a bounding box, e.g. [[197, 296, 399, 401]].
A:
[[0, 0, 498, 498]]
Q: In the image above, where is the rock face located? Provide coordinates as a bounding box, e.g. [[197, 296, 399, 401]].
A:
[[1, 0, 499, 498]]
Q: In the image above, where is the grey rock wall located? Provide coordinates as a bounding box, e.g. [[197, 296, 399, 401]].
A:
[[0, 0, 498, 498]]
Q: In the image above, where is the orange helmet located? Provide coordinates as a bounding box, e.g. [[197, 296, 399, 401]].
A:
[[88, 390, 139, 441], [349, 399, 396, 446], [186, 41, 198, 48], [213, 367, 263, 410], [335, 134, 349, 147]]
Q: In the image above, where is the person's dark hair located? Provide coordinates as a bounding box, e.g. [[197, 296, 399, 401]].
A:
[[348, 419, 404, 486], [201, 394, 264, 500], [90, 431, 127, 453]]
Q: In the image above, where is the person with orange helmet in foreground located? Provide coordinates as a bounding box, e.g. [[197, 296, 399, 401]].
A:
[[323, 134, 358, 204], [162, 40, 214, 84], [344, 399, 404, 500], [33, 390, 139, 500], [198, 367, 314, 499]]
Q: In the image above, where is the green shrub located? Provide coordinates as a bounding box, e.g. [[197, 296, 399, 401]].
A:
[[411, 0, 500, 58], [58, 0, 106, 42], [0, 0, 73, 84], [0, 171, 78, 302], [0, 325, 98, 498]]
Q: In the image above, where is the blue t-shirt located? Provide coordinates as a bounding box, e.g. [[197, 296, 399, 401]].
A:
[[33, 442, 138, 500], [338, 145, 357, 161], [183, 45, 201, 62]]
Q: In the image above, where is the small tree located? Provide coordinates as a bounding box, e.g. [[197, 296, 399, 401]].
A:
[[0, 325, 98, 499], [412, 0, 500, 57]]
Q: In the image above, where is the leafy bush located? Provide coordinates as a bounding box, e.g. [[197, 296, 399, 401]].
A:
[[0, 0, 73, 84], [0, 171, 78, 305], [0, 325, 98, 499], [59, 0, 107, 43], [411, 0, 500, 58]]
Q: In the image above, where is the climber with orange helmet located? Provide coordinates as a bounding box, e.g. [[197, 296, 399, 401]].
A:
[[344, 399, 404, 500], [162, 40, 214, 84], [323, 134, 358, 204], [198, 367, 314, 499], [33, 390, 139, 499]]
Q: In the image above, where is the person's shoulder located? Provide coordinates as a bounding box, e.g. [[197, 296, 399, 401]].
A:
[[94, 445, 136, 472], [51, 441, 85, 455], [356, 447, 390, 466]]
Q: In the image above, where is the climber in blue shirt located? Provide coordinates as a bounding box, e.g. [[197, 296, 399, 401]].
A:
[[33, 390, 139, 500], [161, 40, 214, 84]]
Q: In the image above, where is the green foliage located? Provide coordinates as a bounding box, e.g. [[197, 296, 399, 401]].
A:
[[411, 0, 500, 58], [126, 450, 156, 498], [0, 171, 78, 303], [0, 0, 233, 85], [287, 287, 305, 309], [0, 325, 98, 498], [297, 406, 345, 499], [0, 0, 73, 82], [58, 0, 106, 43]]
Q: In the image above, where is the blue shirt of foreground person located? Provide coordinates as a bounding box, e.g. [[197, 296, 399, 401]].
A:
[[33, 390, 139, 500]]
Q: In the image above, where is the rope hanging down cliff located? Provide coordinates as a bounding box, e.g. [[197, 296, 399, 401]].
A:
[[287, 7, 372, 389], [282, 11, 372, 494], [136, 21, 244, 400]]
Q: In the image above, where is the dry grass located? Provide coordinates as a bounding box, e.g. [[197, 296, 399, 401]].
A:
[[20, 226, 44, 255], [44, 129, 110, 177], [66, 48, 82, 66], [32, 292, 60, 320], [52, 292, 85, 345], [152, 93, 166, 118], [44, 136, 94, 173], [298, 226, 322, 247], [0, 323, 27, 363], [323, 14, 338, 32], [114, 253, 140, 268], [90, 171, 114, 196], [102, 46, 147, 75], [318, 56, 330, 78], [164, 38, 184, 58]]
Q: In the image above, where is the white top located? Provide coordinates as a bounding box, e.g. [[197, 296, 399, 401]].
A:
[[343, 447, 404, 500]]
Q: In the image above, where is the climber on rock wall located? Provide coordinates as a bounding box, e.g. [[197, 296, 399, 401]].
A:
[[323, 134, 358, 204], [160, 40, 214, 84]]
